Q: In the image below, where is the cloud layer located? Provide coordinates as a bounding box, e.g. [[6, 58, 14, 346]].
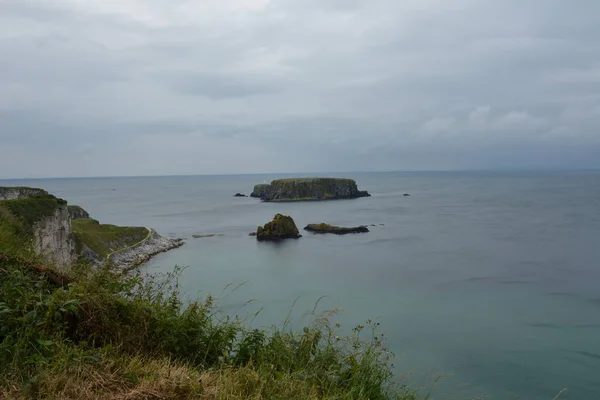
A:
[[1, 0, 599, 178]]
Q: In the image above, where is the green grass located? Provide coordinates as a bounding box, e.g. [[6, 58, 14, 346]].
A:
[[0, 206, 32, 257], [272, 178, 356, 183], [0, 256, 422, 400], [1, 195, 65, 231], [0, 195, 66, 258], [71, 219, 148, 259]]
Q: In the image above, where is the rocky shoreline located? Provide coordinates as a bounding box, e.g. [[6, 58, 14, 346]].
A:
[[109, 229, 184, 271]]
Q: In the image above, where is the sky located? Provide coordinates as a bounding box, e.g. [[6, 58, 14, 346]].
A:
[[1, 0, 600, 178]]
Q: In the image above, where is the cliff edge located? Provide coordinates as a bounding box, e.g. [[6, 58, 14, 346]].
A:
[[0, 186, 182, 272], [0, 187, 76, 271]]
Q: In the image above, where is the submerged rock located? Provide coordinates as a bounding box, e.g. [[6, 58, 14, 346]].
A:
[[253, 178, 370, 202], [256, 214, 301, 240], [234, 193, 247, 197], [304, 223, 369, 235], [192, 234, 224, 238], [248, 232, 257, 236]]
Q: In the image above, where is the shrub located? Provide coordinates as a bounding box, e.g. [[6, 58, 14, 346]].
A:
[[0, 258, 419, 399]]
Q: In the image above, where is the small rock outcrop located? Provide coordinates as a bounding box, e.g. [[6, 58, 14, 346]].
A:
[[304, 223, 370, 235], [403, 193, 411, 197], [252, 178, 370, 202], [256, 214, 301, 240], [68, 205, 91, 220], [250, 184, 271, 198], [234, 193, 247, 197]]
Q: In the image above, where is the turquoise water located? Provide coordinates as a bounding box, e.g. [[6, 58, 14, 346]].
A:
[[3, 172, 600, 399]]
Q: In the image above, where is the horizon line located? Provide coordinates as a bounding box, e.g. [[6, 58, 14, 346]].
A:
[[1, 167, 599, 181]]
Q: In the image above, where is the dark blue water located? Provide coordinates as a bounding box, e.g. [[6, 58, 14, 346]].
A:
[[3, 171, 600, 399]]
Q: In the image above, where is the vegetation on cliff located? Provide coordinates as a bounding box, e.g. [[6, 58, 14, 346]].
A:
[[0, 192, 67, 257], [0, 254, 420, 400], [67, 205, 91, 220], [256, 214, 302, 240], [72, 219, 149, 259], [1, 194, 66, 231]]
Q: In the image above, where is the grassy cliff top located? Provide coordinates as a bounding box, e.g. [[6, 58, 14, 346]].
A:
[[0, 186, 49, 193], [1, 195, 66, 227], [271, 177, 356, 184], [0, 193, 67, 257], [72, 219, 149, 259]]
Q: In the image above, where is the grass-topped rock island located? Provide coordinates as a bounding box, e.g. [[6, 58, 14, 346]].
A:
[[250, 178, 370, 202]]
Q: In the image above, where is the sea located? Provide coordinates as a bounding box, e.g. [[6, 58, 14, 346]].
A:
[[2, 171, 599, 400]]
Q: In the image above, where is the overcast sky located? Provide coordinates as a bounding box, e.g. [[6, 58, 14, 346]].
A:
[[1, 0, 600, 178]]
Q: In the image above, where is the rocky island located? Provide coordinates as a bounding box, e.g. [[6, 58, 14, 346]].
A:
[[256, 214, 302, 240], [250, 184, 271, 198], [304, 223, 370, 235], [250, 178, 370, 202]]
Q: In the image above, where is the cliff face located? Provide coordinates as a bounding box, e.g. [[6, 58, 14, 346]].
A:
[[32, 205, 77, 271], [250, 184, 271, 198], [1, 186, 183, 272], [0, 186, 76, 272], [0, 187, 48, 200], [258, 178, 370, 202], [68, 205, 91, 220]]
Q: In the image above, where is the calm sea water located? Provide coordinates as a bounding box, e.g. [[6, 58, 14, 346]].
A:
[[2, 171, 600, 400]]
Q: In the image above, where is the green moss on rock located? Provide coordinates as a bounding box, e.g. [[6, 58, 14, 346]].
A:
[[256, 214, 301, 240]]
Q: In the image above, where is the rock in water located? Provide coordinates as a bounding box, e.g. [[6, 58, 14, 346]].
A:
[[403, 193, 411, 197], [250, 184, 271, 198], [234, 193, 247, 197], [256, 214, 302, 240], [192, 234, 224, 238], [304, 223, 369, 235], [253, 178, 370, 202]]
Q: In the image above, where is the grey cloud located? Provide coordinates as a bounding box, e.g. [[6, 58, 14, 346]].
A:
[[164, 72, 277, 98], [0, 0, 599, 178]]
